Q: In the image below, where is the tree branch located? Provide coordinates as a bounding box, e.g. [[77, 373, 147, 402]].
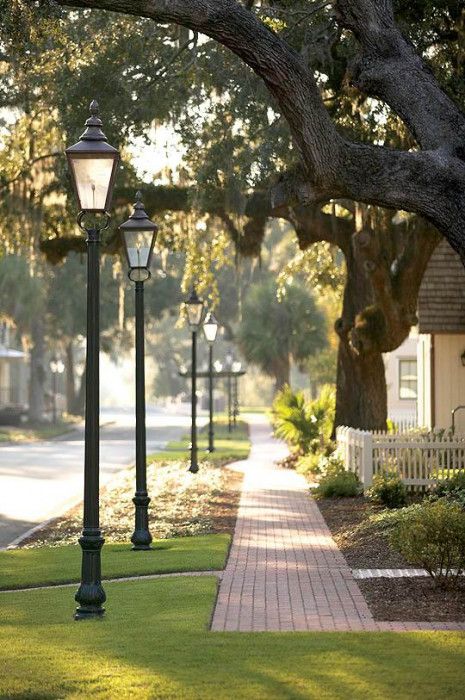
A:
[[334, 0, 465, 152]]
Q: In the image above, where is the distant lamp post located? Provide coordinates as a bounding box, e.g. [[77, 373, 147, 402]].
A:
[[203, 312, 219, 452], [50, 357, 65, 425], [232, 360, 242, 428], [120, 192, 158, 550], [225, 349, 234, 433], [66, 100, 119, 620], [185, 288, 204, 473]]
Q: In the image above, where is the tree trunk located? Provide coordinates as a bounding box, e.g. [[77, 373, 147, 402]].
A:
[[28, 318, 46, 423], [272, 355, 290, 393], [335, 339, 387, 431], [64, 340, 76, 414], [334, 237, 387, 431]]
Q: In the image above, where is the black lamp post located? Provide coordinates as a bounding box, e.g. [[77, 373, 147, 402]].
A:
[[120, 192, 158, 551], [185, 288, 204, 473], [65, 100, 119, 620], [203, 312, 219, 453], [232, 360, 242, 429], [50, 357, 65, 424], [225, 349, 234, 433]]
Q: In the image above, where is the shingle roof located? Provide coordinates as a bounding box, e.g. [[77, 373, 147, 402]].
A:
[[418, 239, 465, 333]]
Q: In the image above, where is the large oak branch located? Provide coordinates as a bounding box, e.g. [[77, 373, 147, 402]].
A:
[[335, 0, 465, 152]]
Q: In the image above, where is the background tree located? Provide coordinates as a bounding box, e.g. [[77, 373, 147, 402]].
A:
[[238, 277, 326, 391]]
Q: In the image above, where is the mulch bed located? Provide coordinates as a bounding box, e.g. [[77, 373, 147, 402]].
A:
[[316, 496, 465, 621], [359, 578, 465, 622], [19, 459, 243, 548], [316, 496, 409, 568]]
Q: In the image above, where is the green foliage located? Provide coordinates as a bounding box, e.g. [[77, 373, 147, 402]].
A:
[[296, 452, 323, 477], [391, 500, 465, 589], [272, 384, 335, 456], [238, 277, 326, 387], [318, 450, 346, 476], [272, 385, 324, 454], [431, 473, 465, 509], [367, 472, 408, 509], [314, 463, 361, 499]]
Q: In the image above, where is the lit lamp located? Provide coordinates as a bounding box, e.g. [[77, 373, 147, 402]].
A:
[[66, 100, 120, 621], [120, 192, 158, 550], [185, 288, 204, 473], [66, 101, 119, 213], [203, 312, 219, 453]]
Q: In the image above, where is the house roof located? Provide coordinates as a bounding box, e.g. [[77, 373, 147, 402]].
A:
[[418, 239, 465, 334]]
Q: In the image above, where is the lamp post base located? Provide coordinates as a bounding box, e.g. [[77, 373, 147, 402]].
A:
[[188, 462, 199, 474], [74, 532, 106, 620], [131, 494, 152, 550]]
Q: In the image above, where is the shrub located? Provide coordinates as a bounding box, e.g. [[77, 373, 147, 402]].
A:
[[271, 384, 335, 455], [318, 450, 345, 476], [431, 472, 465, 509], [296, 452, 322, 476], [271, 385, 319, 453], [315, 463, 361, 499], [296, 442, 338, 477], [367, 471, 407, 509], [390, 500, 465, 589]]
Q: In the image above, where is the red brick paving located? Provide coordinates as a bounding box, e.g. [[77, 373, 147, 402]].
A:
[[211, 418, 465, 633]]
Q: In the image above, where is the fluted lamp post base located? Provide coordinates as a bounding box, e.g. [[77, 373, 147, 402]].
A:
[[131, 493, 153, 550]]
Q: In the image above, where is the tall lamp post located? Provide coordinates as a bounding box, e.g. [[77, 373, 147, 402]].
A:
[[232, 360, 242, 429], [50, 357, 65, 424], [120, 192, 158, 551], [66, 100, 119, 620], [203, 312, 219, 453], [225, 349, 233, 433], [185, 288, 204, 473]]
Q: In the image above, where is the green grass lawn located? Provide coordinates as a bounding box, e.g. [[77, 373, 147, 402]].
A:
[[0, 418, 80, 443], [149, 419, 250, 465], [1, 575, 464, 699], [0, 534, 230, 590]]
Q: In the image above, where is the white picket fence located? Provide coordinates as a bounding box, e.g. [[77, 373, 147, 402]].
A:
[[336, 426, 465, 489]]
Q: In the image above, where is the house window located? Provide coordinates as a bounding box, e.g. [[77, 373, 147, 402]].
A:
[[399, 359, 417, 400]]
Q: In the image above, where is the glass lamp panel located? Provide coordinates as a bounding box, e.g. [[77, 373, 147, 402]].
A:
[[71, 156, 115, 211], [203, 315, 218, 343], [123, 230, 154, 269], [187, 302, 204, 328]]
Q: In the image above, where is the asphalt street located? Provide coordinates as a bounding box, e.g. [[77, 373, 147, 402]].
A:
[[0, 406, 197, 548]]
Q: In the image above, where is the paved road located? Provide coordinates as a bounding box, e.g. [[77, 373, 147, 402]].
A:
[[0, 406, 199, 548]]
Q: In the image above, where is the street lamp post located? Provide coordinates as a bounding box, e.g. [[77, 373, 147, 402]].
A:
[[203, 312, 219, 453], [232, 360, 242, 430], [50, 357, 65, 424], [185, 288, 204, 473], [66, 100, 119, 620], [225, 349, 233, 433], [120, 192, 158, 551]]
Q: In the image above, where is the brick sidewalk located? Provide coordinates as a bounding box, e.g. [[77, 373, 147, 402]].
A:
[[211, 418, 465, 632]]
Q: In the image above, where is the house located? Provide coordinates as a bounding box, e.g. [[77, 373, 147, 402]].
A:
[[383, 332, 418, 428], [0, 321, 28, 424], [416, 238, 465, 433]]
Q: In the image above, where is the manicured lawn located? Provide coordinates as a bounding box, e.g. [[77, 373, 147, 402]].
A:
[[149, 419, 250, 465], [0, 534, 230, 590], [0, 418, 80, 443], [0, 576, 464, 699]]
